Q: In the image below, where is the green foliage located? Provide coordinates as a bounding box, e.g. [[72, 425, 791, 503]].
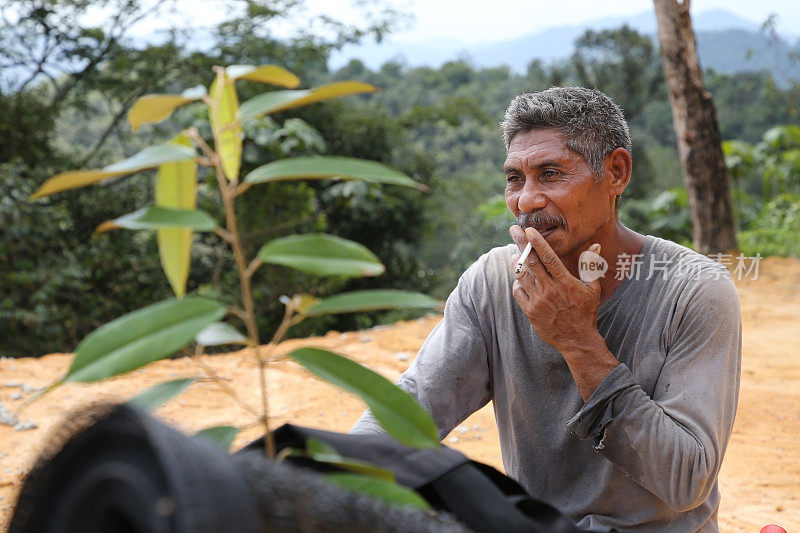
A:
[[16, 54, 444, 512], [277, 437, 397, 481], [738, 193, 800, 257], [619, 188, 693, 247], [303, 290, 442, 317], [724, 125, 800, 257], [288, 347, 440, 449], [5, 8, 800, 357], [196, 425, 240, 451], [128, 379, 196, 412], [94, 206, 218, 234], [325, 473, 431, 511], [258, 233, 385, 277], [196, 322, 251, 346], [63, 297, 226, 383]]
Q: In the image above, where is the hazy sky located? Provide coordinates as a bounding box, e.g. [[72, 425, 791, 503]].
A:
[[109, 0, 799, 44]]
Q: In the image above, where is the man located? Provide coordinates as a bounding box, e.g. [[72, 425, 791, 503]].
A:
[[352, 87, 741, 532]]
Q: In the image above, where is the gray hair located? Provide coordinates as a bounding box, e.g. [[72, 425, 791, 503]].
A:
[[500, 86, 631, 176]]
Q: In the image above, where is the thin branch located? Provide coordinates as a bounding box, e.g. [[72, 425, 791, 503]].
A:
[[185, 127, 217, 161], [214, 227, 234, 242], [244, 258, 263, 280], [77, 89, 147, 167], [228, 306, 248, 322], [232, 182, 251, 198], [191, 345, 259, 417]]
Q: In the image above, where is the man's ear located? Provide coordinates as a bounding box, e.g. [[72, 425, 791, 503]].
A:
[[606, 147, 632, 197]]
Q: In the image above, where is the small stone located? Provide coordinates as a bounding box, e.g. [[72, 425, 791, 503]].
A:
[[456, 426, 469, 433], [396, 352, 410, 362], [9, 393, 22, 400], [339, 333, 349, 340], [20, 384, 36, 394], [14, 421, 38, 431], [448, 436, 459, 444], [359, 336, 374, 343], [3, 382, 21, 388], [0, 402, 18, 427]]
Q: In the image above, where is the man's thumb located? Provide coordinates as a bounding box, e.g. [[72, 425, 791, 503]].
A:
[[588, 243, 603, 294]]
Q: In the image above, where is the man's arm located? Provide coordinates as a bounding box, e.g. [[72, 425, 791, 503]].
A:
[[511, 226, 741, 511], [352, 261, 493, 439], [566, 274, 741, 511]]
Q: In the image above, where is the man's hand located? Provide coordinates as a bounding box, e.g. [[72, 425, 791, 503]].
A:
[[510, 225, 619, 400]]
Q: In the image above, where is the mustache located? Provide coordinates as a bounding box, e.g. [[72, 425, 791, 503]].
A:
[[516, 212, 566, 230]]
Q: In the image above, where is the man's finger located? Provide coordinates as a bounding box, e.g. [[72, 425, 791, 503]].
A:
[[512, 279, 531, 308], [509, 225, 528, 253], [525, 227, 570, 281], [515, 251, 545, 292]]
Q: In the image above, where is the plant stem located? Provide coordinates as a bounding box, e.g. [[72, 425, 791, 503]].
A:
[[191, 345, 259, 417], [186, 115, 276, 458]]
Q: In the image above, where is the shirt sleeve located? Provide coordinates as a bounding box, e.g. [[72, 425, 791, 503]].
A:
[[351, 265, 493, 440], [566, 272, 742, 512]]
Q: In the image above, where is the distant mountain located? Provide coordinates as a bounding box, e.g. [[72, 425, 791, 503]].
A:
[[329, 9, 800, 83]]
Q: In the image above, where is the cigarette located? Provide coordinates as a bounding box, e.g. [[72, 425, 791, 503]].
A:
[[515, 242, 532, 274]]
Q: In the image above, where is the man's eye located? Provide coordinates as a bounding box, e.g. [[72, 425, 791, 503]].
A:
[[542, 169, 560, 179], [506, 174, 522, 183]]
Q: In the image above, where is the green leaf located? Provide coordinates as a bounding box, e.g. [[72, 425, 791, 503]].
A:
[[156, 133, 198, 297], [63, 297, 226, 382], [325, 473, 430, 511], [305, 290, 442, 317], [104, 144, 197, 173], [258, 234, 384, 277], [127, 85, 206, 132], [227, 64, 300, 87], [127, 378, 195, 412], [288, 348, 439, 449], [278, 439, 396, 482], [243, 156, 427, 191], [238, 81, 377, 123], [306, 439, 397, 481], [195, 322, 251, 347], [196, 425, 239, 451], [306, 437, 341, 458], [94, 206, 217, 234], [30, 144, 196, 199]]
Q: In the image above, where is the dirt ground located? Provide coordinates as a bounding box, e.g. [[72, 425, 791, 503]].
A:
[[1, 257, 799, 531]]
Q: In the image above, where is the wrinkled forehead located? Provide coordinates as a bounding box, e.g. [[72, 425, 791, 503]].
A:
[[503, 129, 580, 169]]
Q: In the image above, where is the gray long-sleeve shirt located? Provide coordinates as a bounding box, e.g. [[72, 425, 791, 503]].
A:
[[352, 235, 742, 532]]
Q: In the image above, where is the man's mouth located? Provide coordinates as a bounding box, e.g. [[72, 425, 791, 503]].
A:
[[534, 225, 559, 238]]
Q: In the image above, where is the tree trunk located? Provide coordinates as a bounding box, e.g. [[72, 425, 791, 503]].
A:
[[652, 0, 737, 254]]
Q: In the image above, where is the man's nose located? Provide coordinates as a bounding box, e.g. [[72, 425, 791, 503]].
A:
[[518, 184, 547, 212]]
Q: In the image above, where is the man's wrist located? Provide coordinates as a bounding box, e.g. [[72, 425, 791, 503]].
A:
[[559, 330, 621, 401]]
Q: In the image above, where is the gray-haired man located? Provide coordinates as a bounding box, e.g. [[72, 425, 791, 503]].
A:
[[352, 87, 741, 532]]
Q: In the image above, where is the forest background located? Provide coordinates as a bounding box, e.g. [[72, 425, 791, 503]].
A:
[[2, 0, 799, 357]]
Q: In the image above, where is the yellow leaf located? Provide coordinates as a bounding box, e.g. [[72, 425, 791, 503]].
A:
[[237, 81, 378, 123], [227, 64, 300, 88], [30, 144, 196, 200], [127, 86, 205, 132], [156, 134, 197, 297], [210, 73, 243, 181], [93, 219, 121, 235], [30, 169, 126, 200]]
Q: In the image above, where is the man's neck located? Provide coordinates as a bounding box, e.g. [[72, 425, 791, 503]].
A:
[[563, 219, 646, 306]]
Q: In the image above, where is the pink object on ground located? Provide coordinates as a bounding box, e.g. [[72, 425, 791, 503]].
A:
[[760, 525, 787, 533]]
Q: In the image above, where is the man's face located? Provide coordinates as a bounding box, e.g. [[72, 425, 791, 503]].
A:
[[503, 128, 615, 259]]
